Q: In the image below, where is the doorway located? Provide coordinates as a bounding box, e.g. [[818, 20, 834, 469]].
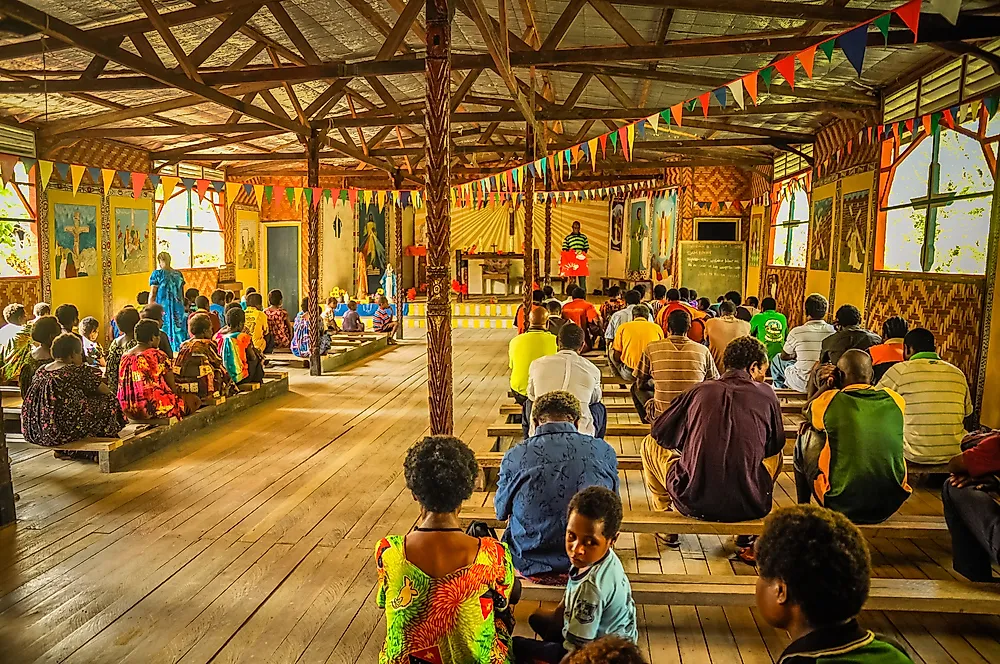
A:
[[265, 223, 300, 314]]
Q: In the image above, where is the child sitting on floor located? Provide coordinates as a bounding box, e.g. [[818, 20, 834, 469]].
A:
[[291, 297, 333, 359], [217, 306, 265, 386], [141, 303, 174, 360], [107, 307, 140, 395], [243, 291, 270, 354], [342, 300, 365, 332], [264, 289, 293, 351], [322, 297, 341, 334], [80, 316, 106, 368], [193, 295, 221, 334], [514, 486, 638, 663], [184, 287, 200, 314], [755, 505, 912, 663], [373, 296, 396, 342]]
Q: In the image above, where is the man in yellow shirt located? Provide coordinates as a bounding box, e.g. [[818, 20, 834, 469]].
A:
[[243, 291, 270, 354], [508, 306, 557, 404], [611, 304, 663, 381]]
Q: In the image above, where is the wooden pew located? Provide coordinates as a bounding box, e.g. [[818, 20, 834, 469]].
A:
[[486, 421, 802, 440], [498, 401, 807, 417], [517, 574, 1000, 614]]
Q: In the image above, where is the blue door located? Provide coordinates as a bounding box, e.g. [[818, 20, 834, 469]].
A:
[[266, 225, 299, 313]]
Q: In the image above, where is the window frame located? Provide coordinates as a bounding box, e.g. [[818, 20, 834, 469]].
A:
[[768, 172, 811, 268], [0, 164, 39, 278], [153, 186, 225, 269]]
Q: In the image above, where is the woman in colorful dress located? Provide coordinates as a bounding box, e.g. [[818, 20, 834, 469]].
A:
[[21, 332, 126, 459], [216, 306, 265, 385], [18, 315, 61, 398], [264, 289, 293, 351], [106, 307, 140, 395], [291, 297, 332, 359], [118, 319, 199, 420], [174, 312, 236, 401], [374, 436, 518, 664], [149, 251, 188, 352], [0, 303, 32, 385]]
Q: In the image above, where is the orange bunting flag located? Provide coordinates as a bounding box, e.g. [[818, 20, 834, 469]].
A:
[[743, 73, 758, 104], [922, 114, 932, 136], [132, 172, 146, 200], [698, 92, 711, 117], [101, 169, 115, 197], [195, 178, 211, 201], [225, 182, 241, 206], [39, 160, 53, 190], [70, 164, 85, 195], [774, 55, 796, 89], [670, 103, 683, 126], [161, 175, 179, 200], [599, 134, 608, 159], [618, 126, 629, 160], [797, 45, 816, 78]]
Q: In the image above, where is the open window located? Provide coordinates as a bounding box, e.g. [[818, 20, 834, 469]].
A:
[[768, 176, 810, 268], [0, 161, 38, 277], [154, 187, 225, 268]]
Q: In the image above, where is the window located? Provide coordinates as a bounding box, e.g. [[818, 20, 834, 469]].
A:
[[0, 161, 38, 277], [154, 187, 224, 268], [878, 117, 994, 274], [769, 183, 809, 268]]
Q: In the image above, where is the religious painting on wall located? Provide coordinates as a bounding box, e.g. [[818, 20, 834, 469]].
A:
[[650, 191, 677, 280], [609, 197, 624, 252], [53, 202, 98, 279], [838, 188, 870, 274], [810, 196, 834, 271], [114, 207, 150, 275], [238, 217, 257, 269], [628, 199, 648, 274], [749, 213, 763, 268], [358, 200, 388, 294]]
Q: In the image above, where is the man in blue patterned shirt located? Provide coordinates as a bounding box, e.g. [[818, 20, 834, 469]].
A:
[[495, 390, 619, 578]]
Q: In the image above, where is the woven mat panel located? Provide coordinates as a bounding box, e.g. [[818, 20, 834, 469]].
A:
[[43, 139, 149, 173], [866, 274, 984, 383], [762, 265, 807, 329], [0, 277, 41, 322], [180, 268, 220, 299], [692, 166, 751, 208], [749, 165, 773, 200], [815, 114, 880, 176]]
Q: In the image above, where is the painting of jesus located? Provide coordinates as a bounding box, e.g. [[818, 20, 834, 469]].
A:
[[114, 207, 150, 275], [54, 203, 98, 279]]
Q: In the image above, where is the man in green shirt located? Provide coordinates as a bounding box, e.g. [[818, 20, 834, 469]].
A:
[[749, 297, 788, 362]]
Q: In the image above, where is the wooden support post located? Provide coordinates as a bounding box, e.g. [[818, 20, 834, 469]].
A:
[[522, 124, 536, 314], [306, 130, 322, 375], [544, 194, 552, 285], [0, 397, 14, 527], [393, 170, 405, 339], [425, 0, 453, 435]]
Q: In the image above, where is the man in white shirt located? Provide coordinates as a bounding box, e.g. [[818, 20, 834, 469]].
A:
[[769, 294, 834, 393], [527, 322, 603, 437], [877, 328, 974, 465], [604, 289, 640, 349]]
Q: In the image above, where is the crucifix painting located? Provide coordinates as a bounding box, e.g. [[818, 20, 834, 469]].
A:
[[54, 203, 98, 279]]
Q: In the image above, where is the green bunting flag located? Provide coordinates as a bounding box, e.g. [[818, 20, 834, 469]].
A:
[[263, 185, 273, 204], [819, 39, 836, 62], [873, 14, 891, 44], [760, 67, 773, 90]]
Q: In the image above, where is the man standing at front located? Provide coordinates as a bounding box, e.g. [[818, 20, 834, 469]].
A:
[[562, 220, 590, 294]]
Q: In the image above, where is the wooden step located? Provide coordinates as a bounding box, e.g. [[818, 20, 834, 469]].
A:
[[6, 432, 128, 452], [518, 574, 1000, 614], [487, 421, 801, 440], [460, 506, 948, 539]]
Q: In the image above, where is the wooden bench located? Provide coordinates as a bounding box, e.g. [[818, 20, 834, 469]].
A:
[[499, 401, 806, 417], [486, 422, 801, 441], [268, 333, 391, 373], [6, 371, 291, 472], [517, 574, 1000, 614]]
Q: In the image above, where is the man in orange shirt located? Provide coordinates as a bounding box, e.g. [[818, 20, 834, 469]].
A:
[[561, 287, 602, 351], [655, 289, 707, 343]]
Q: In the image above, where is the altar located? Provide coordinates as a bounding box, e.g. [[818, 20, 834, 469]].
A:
[[455, 251, 529, 298]]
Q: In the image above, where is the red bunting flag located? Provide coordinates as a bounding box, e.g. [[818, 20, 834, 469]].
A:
[[698, 92, 711, 117], [195, 178, 211, 201], [599, 134, 608, 159], [942, 108, 955, 129], [618, 126, 629, 159], [922, 114, 931, 135], [895, 0, 921, 42], [774, 55, 796, 89], [131, 172, 146, 200]]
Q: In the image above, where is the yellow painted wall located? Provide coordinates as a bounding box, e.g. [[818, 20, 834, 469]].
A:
[[806, 181, 836, 304], [235, 208, 261, 293], [833, 172, 875, 313], [48, 189, 103, 331], [109, 196, 154, 321]]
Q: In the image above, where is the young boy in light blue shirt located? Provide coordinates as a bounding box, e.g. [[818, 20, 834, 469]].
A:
[[513, 486, 638, 662]]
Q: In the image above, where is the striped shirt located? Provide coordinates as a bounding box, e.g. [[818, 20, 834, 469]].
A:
[[782, 319, 835, 392], [373, 306, 394, 332], [562, 232, 590, 252], [635, 335, 719, 421], [877, 352, 973, 464]]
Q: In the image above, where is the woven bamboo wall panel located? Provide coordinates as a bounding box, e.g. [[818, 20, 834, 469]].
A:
[[815, 114, 880, 178], [692, 166, 751, 208], [866, 274, 984, 383], [180, 268, 220, 298], [0, 277, 41, 322], [762, 265, 807, 328], [749, 165, 773, 200], [43, 139, 149, 173]]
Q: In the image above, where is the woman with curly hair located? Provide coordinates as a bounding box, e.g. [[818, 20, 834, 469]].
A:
[[374, 436, 518, 664]]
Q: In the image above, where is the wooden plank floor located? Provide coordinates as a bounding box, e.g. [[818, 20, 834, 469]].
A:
[[2, 328, 999, 663]]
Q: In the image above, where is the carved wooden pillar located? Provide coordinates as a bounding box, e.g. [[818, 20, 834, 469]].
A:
[[522, 126, 536, 315], [544, 195, 552, 285], [0, 397, 14, 527], [425, 0, 453, 435], [393, 170, 405, 339], [306, 131, 322, 376]]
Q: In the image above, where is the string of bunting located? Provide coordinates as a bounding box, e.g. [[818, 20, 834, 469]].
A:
[[459, 0, 922, 197], [450, 178, 663, 209]]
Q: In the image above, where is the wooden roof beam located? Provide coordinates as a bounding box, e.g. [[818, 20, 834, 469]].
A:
[[266, 1, 322, 64], [540, 0, 587, 51], [134, 0, 204, 82], [607, 0, 931, 23], [186, 4, 265, 69]]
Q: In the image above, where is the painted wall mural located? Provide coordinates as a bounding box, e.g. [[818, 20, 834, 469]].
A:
[[811, 196, 834, 271], [238, 216, 258, 270], [114, 207, 149, 275], [609, 197, 624, 253], [628, 199, 648, 274], [53, 202, 98, 279], [650, 191, 677, 280], [839, 188, 870, 274]]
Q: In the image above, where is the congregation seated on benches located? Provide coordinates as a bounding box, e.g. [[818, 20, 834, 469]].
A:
[[264, 289, 292, 351], [609, 304, 661, 383], [174, 312, 238, 402], [508, 307, 557, 406], [216, 306, 266, 386], [496, 391, 618, 580], [16, 315, 60, 398], [941, 429, 1000, 582], [119, 319, 201, 420], [525, 324, 603, 438]]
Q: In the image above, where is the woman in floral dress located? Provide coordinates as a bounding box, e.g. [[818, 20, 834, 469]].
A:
[[149, 251, 188, 352], [174, 312, 236, 401], [18, 315, 61, 398], [118, 319, 199, 420], [21, 332, 127, 458], [264, 289, 293, 350]]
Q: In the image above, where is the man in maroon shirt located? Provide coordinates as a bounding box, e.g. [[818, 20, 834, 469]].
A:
[[942, 431, 1000, 582], [640, 336, 785, 548]]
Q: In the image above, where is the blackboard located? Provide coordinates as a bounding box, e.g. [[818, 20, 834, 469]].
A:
[[678, 241, 745, 300], [266, 225, 300, 313]]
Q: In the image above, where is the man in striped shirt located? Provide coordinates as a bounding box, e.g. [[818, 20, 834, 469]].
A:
[[770, 294, 835, 393], [632, 309, 719, 423], [877, 328, 973, 465], [562, 221, 590, 293]]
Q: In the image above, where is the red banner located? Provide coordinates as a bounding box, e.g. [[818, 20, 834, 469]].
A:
[[560, 250, 590, 277]]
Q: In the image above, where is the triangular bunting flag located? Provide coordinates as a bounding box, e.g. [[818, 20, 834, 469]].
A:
[[942, 108, 955, 129], [293, 186, 303, 206], [196, 179, 211, 201], [161, 175, 179, 200], [55, 162, 70, 182], [86, 166, 100, 187], [303, 188, 313, 208], [895, 0, 921, 41], [648, 113, 659, 134], [148, 174, 160, 193], [873, 14, 891, 44], [931, 112, 941, 134], [101, 168, 115, 197], [838, 24, 869, 76], [743, 74, 758, 104], [180, 177, 195, 193], [660, 109, 671, 128], [253, 184, 264, 209], [798, 46, 816, 78], [116, 170, 130, 189], [211, 180, 224, 193], [985, 96, 999, 118], [39, 160, 53, 190], [226, 182, 241, 206], [616, 127, 627, 160], [774, 56, 796, 89], [626, 124, 635, 161], [905, 118, 914, 135], [922, 114, 931, 135], [264, 185, 273, 204], [587, 138, 599, 170], [712, 87, 727, 108], [132, 172, 146, 200], [931, 0, 960, 25], [699, 91, 711, 117], [20, 157, 36, 178], [727, 81, 745, 110], [609, 131, 618, 152], [0, 155, 17, 185], [670, 103, 683, 126], [70, 164, 85, 195], [285, 186, 296, 205], [760, 67, 773, 90], [819, 39, 836, 62]]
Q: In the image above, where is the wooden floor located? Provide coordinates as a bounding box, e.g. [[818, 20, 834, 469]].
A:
[[2, 328, 999, 663]]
